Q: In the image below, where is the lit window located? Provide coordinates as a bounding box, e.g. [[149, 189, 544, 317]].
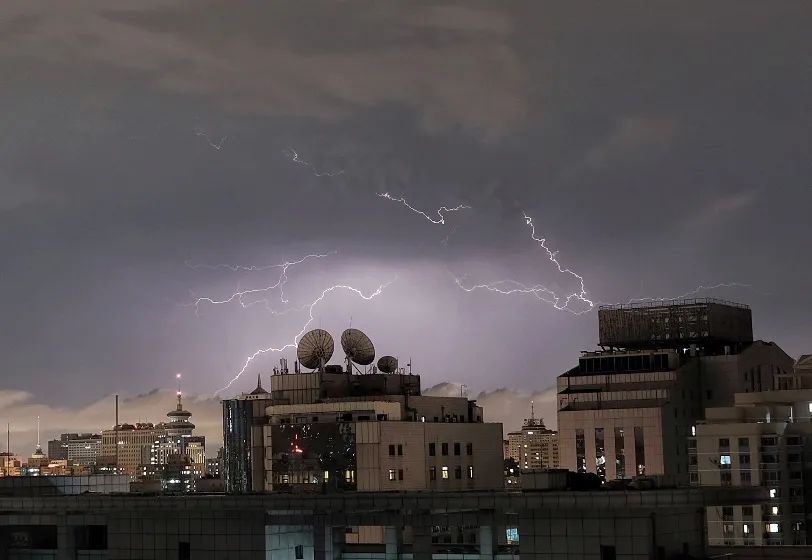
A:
[[770, 488, 777, 498], [691, 426, 696, 437], [808, 403, 812, 413], [772, 506, 779, 515], [743, 524, 751, 535], [467, 466, 474, 479], [720, 455, 732, 465], [768, 523, 779, 534], [388, 469, 396, 481], [441, 466, 449, 479]]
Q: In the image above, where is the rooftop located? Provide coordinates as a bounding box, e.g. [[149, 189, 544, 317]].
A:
[[599, 297, 749, 311]]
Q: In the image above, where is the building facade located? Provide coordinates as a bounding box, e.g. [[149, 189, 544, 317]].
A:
[[66, 434, 101, 466], [101, 423, 165, 478], [691, 384, 812, 547], [557, 299, 794, 484]]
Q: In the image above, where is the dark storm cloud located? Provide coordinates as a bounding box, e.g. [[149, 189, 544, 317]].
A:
[[0, 1, 809, 415]]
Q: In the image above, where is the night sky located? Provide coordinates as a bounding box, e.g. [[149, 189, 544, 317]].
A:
[[1, 2, 810, 451]]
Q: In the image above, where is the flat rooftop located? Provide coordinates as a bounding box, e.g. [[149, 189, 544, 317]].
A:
[[599, 297, 749, 311]]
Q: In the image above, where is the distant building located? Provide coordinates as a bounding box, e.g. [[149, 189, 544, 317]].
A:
[[557, 299, 794, 484], [205, 447, 224, 478], [67, 434, 102, 466], [506, 411, 559, 471], [101, 423, 164, 478], [47, 433, 78, 461]]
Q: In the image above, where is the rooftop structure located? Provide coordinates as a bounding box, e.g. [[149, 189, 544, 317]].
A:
[[598, 298, 753, 350]]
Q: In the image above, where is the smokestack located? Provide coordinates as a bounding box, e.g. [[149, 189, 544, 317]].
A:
[[115, 394, 119, 468]]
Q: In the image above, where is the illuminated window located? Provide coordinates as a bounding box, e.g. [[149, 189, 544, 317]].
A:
[[467, 466, 474, 479], [768, 523, 779, 534], [808, 403, 812, 413], [691, 426, 696, 437], [388, 469, 396, 481], [743, 524, 751, 535], [441, 466, 449, 479], [770, 488, 777, 498], [720, 455, 732, 466], [772, 506, 779, 515]]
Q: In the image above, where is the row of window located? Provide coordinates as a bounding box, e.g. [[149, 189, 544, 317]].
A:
[[387, 466, 475, 481], [717, 436, 802, 449], [428, 442, 473, 457]]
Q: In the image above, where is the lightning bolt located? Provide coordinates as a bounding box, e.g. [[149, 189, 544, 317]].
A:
[[215, 280, 393, 395], [283, 148, 345, 177], [608, 282, 758, 306], [377, 192, 471, 225], [187, 252, 336, 315], [195, 129, 227, 150]]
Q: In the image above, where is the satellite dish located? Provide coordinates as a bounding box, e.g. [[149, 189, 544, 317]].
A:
[[341, 328, 376, 366], [297, 329, 334, 370], [377, 356, 398, 374]]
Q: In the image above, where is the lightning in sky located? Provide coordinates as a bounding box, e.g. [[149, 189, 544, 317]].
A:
[[607, 282, 758, 306], [377, 192, 471, 225], [187, 252, 336, 315], [195, 129, 227, 150], [283, 148, 345, 177], [215, 281, 393, 394]]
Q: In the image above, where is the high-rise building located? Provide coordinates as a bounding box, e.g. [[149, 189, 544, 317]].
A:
[[101, 423, 164, 478], [506, 408, 559, 471], [691, 359, 812, 547], [47, 433, 78, 461], [557, 298, 793, 484], [66, 435, 102, 466]]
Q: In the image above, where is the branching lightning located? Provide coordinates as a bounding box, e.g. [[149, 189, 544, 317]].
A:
[[195, 129, 227, 150], [283, 148, 345, 177], [215, 281, 393, 395], [187, 252, 336, 315], [377, 192, 471, 225], [607, 282, 757, 306]]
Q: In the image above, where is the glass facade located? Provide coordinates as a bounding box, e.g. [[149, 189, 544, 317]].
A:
[[634, 427, 646, 476], [614, 427, 625, 479], [595, 428, 606, 482], [269, 423, 357, 491], [223, 399, 252, 493], [575, 429, 586, 473]]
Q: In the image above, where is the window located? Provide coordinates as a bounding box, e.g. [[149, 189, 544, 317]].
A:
[[689, 473, 698, 484], [600, 545, 616, 560], [429, 467, 436, 481], [689, 455, 697, 466], [179, 542, 191, 560], [740, 454, 751, 465], [787, 436, 802, 446], [454, 466, 462, 480], [442, 443, 448, 456], [771, 506, 779, 515], [720, 454, 732, 466], [742, 506, 753, 517], [389, 445, 395, 456], [691, 426, 696, 436], [761, 436, 777, 446], [721, 471, 732, 485], [397, 444, 403, 456], [441, 466, 449, 479], [576, 429, 586, 473], [466, 443, 473, 455], [722, 507, 734, 518], [718, 438, 730, 449], [454, 442, 461, 456], [706, 390, 713, 400], [738, 437, 749, 449], [388, 469, 396, 481], [295, 545, 304, 559], [740, 471, 751, 485], [467, 466, 474, 479], [398, 469, 404, 481], [743, 523, 752, 535], [767, 523, 779, 534], [429, 443, 435, 456], [769, 488, 777, 498], [634, 427, 646, 475], [788, 453, 801, 463]]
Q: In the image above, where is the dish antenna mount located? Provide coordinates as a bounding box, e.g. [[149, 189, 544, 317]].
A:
[[297, 329, 334, 371], [377, 356, 398, 374], [341, 328, 376, 372]]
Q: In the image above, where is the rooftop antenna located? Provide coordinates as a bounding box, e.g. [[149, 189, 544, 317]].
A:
[[6, 422, 9, 454], [460, 384, 467, 398], [530, 400, 535, 425], [297, 329, 334, 372], [36, 416, 41, 453], [341, 328, 376, 374], [115, 394, 119, 468], [408, 358, 412, 375]]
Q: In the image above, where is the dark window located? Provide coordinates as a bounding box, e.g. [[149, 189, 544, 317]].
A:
[[576, 429, 586, 473], [429, 443, 435, 456], [429, 467, 436, 481], [442, 443, 449, 456], [634, 427, 646, 475], [75, 526, 107, 550], [295, 545, 304, 560], [706, 390, 713, 400], [312, 416, 319, 422], [454, 443, 461, 456], [742, 507, 753, 516], [718, 438, 730, 448], [454, 466, 462, 479], [787, 436, 802, 446], [398, 469, 404, 480], [179, 543, 191, 560], [722, 507, 734, 518], [466, 443, 473, 455], [389, 444, 395, 456], [397, 444, 403, 456], [600, 545, 617, 560], [738, 437, 749, 449]]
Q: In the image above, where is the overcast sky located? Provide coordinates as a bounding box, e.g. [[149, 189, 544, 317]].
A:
[[1, 1, 810, 449]]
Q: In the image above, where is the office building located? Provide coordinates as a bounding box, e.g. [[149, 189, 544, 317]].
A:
[[47, 433, 76, 461], [557, 298, 793, 483], [505, 406, 559, 471], [101, 423, 165, 478], [691, 364, 812, 547], [66, 434, 102, 466]]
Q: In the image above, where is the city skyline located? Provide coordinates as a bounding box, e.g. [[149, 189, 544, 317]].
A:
[[1, 2, 809, 415]]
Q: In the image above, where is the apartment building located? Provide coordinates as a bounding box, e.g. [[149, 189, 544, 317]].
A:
[[505, 413, 559, 471]]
